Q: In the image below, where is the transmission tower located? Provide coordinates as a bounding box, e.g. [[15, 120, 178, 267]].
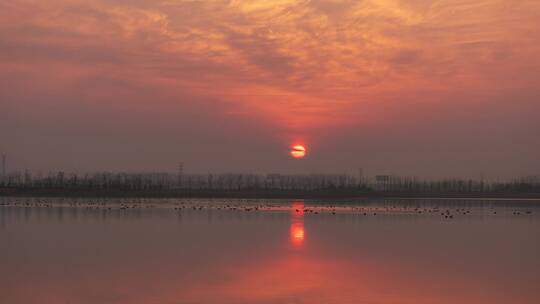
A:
[[1, 153, 5, 184], [178, 162, 184, 188]]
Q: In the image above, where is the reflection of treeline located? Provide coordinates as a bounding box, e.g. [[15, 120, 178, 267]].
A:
[[0, 171, 539, 197]]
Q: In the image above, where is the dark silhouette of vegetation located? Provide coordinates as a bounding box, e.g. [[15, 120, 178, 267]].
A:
[[0, 170, 539, 198]]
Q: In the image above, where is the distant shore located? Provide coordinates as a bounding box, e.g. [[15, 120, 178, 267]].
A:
[[1, 188, 540, 200]]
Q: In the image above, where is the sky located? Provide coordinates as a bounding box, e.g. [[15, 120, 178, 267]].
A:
[[0, 0, 539, 179]]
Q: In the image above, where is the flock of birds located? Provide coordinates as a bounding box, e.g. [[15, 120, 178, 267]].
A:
[[0, 198, 535, 219]]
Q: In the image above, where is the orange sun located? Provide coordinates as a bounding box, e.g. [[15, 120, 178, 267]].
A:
[[290, 145, 306, 159]]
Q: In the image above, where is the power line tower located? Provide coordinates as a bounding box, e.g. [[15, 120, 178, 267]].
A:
[[358, 167, 364, 186], [177, 162, 184, 188], [1, 153, 6, 184]]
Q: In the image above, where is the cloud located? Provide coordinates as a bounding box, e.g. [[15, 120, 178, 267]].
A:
[[0, 0, 539, 176]]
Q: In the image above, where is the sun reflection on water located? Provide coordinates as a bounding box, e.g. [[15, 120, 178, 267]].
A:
[[290, 201, 305, 247]]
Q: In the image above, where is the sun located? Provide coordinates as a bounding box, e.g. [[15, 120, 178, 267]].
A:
[[290, 145, 306, 159]]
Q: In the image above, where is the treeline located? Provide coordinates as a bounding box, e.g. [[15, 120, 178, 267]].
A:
[[1, 170, 539, 196], [369, 175, 540, 193], [0, 171, 364, 191]]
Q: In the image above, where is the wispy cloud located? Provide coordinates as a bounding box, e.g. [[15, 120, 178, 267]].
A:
[[1, 0, 539, 174]]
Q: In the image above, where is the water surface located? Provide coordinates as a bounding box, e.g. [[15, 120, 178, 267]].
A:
[[1, 197, 539, 304]]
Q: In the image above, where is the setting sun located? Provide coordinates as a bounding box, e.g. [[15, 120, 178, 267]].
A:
[[290, 145, 306, 159]]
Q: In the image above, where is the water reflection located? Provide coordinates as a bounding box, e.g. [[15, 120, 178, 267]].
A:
[[1, 198, 539, 304], [290, 201, 305, 247]]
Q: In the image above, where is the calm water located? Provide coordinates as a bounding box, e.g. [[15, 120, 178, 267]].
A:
[[1, 197, 539, 304]]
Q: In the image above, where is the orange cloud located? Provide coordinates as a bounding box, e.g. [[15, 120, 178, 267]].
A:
[[1, 0, 539, 134]]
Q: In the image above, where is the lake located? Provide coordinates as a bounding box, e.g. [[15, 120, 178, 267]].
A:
[[1, 197, 539, 304]]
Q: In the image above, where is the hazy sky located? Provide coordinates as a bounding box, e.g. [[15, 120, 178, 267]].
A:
[[1, 0, 539, 178]]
